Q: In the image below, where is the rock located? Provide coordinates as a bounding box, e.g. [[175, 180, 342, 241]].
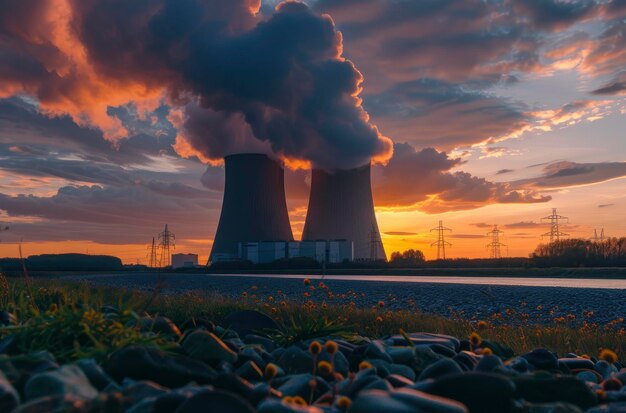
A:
[[24, 365, 98, 401], [153, 386, 212, 413], [276, 346, 314, 375], [318, 347, 349, 376], [425, 372, 515, 413], [277, 373, 330, 400], [211, 372, 254, 399], [75, 358, 115, 391], [418, 358, 463, 381], [512, 374, 597, 410], [106, 345, 215, 388], [480, 340, 515, 359], [11, 394, 89, 413], [576, 370, 600, 384], [175, 389, 256, 413], [388, 347, 416, 364], [505, 357, 529, 373], [595, 360, 619, 379], [138, 316, 182, 337], [476, 355, 503, 372], [244, 334, 276, 352], [126, 397, 157, 413], [350, 388, 468, 413], [222, 310, 280, 338], [386, 374, 414, 388], [522, 348, 559, 371], [123, 380, 169, 403], [258, 399, 324, 412], [587, 403, 626, 412], [452, 352, 477, 371], [238, 347, 266, 370], [0, 311, 17, 326], [366, 340, 393, 363], [390, 333, 460, 352], [520, 402, 583, 412], [412, 347, 445, 375], [0, 370, 19, 412], [182, 330, 238, 364], [558, 358, 595, 371], [236, 361, 263, 382]]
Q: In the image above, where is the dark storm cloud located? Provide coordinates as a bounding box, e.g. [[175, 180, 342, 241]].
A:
[[371, 143, 550, 212], [0, 0, 392, 169], [513, 161, 626, 189], [511, 0, 599, 30], [592, 72, 626, 96]]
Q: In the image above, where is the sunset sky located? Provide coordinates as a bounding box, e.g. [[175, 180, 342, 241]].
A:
[[1, 0, 625, 263]]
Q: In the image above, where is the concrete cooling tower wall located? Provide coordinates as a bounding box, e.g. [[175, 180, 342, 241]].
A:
[[302, 164, 386, 260], [210, 153, 294, 261]]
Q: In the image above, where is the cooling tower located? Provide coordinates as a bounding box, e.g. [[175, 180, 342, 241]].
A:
[[210, 154, 294, 261], [302, 163, 386, 261]]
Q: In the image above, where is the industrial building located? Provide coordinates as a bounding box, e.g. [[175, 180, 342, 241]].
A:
[[171, 253, 198, 269], [302, 163, 386, 260], [210, 154, 294, 262], [237, 240, 353, 264]]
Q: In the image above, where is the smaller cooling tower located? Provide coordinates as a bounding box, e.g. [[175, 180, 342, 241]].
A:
[[302, 163, 386, 260], [210, 154, 294, 261]]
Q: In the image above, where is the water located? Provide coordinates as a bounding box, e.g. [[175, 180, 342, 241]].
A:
[[206, 273, 626, 289]]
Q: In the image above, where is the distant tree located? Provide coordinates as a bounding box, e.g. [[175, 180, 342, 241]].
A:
[[389, 249, 426, 266], [532, 237, 626, 267]]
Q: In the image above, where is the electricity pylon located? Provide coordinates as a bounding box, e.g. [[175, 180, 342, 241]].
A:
[[147, 237, 157, 268], [541, 208, 568, 243], [157, 225, 175, 268], [486, 225, 506, 259], [593, 228, 605, 242], [430, 220, 452, 260]]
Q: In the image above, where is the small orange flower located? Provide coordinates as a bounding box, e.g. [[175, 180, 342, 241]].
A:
[[264, 363, 278, 380], [325, 340, 338, 355], [375, 316, 383, 323], [378, 300, 385, 308], [280, 301, 287, 307], [482, 347, 493, 356], [309, 341, 322, 355], [317, 361, 333, 376], [600, 349, 618, 364], [477, 320, 488, 330], [304, 278, 311, 286], [359, 361, 372, 370], [337, 396, 352, 411], [469, 332, 482, 347]]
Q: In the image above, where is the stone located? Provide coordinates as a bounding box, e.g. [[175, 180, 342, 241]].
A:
[[182, 330, 238, 364], [75, 358, 115, 391], [175, 389, 256, 413], [153, 386, 212, 413], [412, 347, 445, 375], [24, 365, 98, 401], [126, 398, 157, 413], [277, 373, 330, 400], [236, 361, 263, 382], [587, 403, 626, 412], [576, 370, 600, 384], [425, 372, 515, 413], [480, 340, 514, 359], [558, 358, 595, 371], [505, 356, 529, 373], [520, 402, 583, 412], [418, 358, 462, 381], [0, 311, 17, 326], [244, 334, 276, 352], [595, 360, 619, 379], [386, 374, 414, 388], [522, 348, 559, 371], [512, 375, 596, 410], [138, 316, 182, 337], [0, 370, 19, 412], [475, 355, 503, 372], [452, 352, 477, 371], [258, 399, 324, 412], [106, 345, 215, 388], [222, 310, 280, 338], [350, 388, 468, 413], [366, 340, 393, 363], [276, 346, 314, 375], [123, 380, 169, 403], [389, 333, 460, 352], [388, 347, 416, 364], [238, 347, 266, 370], [11, 394, 89, 413]]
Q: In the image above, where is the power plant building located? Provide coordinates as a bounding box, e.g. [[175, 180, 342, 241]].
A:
[[238, 240, 353, 264], [171, 253, 199, 269], [302, 164, 386, 261], [210, 154, 294, 262]]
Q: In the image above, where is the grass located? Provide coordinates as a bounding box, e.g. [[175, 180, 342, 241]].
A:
[[0, 276, 624, 363]]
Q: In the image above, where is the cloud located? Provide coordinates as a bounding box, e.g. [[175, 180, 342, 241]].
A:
[[504, 221, 543, 229], [372, 143, 550, 212], [0, 0, 392, 169], [497, 169, 515, 175], [384, 231, 418, 236], [512, 161, 626, 190], [470, 222, 492, 228], [598, 203, 614, 208], [511, 0, 599, 31], [592, 72, 626, 96]]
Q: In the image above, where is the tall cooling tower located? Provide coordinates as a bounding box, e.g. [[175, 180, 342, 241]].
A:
[[210, 154, 293, 261], [302, 163, 386, 260]]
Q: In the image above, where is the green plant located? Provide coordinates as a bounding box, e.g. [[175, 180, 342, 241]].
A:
[[262, 313, 354, 346]]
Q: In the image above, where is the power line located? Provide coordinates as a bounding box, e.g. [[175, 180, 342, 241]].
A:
[[430, 220, 452, 260], [592, 228, 605, 242], [157, 224, 175, 268], [486, 224, 506, 259], [541, 208, 569, 243]]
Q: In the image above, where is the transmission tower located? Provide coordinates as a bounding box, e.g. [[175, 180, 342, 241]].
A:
[[147, 237, 158, 268], [486, 225, 506, 259], [157, 224, 175, 268], [541, 208, 569, 243], [0, 224, 8, 243], [592, 228, 605, 242], [430, 220, 452, 260], [369, 224, 382, 261]]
